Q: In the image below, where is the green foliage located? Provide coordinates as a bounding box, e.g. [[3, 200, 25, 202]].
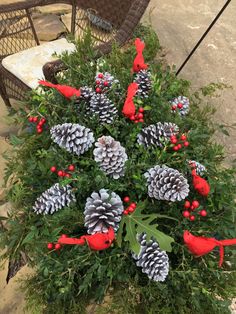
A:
[[1, 27, 236, 313], [117, 203, 175, 253]]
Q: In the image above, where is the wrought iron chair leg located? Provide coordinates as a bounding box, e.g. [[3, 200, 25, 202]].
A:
[[176, 0, 231, 76]]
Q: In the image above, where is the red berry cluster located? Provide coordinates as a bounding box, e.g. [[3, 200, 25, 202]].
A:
[[182, 200, 207, 221], [123, 196, 137, 215], [171, 102, 183, 111], [28, 116, 46, 134], [50, 164, 75, 178], [171, 134, 189, 151], [129, 107, 144, 123], [47, 234, 67, 250], [95, 73, 109, 93]]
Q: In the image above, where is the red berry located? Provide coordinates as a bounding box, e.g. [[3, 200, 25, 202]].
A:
[[103, 81, 109, 87], [123, 196, 130, 203], [183, 210, 190, 218], [137, 113, 143, 119], [184, 141, 189, 147], [178, 144, 182, 149], [28, 117, 34, 122], [98, 73, 103, 78], [134, 120, 139, 124], [130, 203, 136, 209], [47, 243, 54, 250], [65, 173, 71, 178], [38, 121, 44, 127], [189, 215, 195, 221], [184, 200, 191, 209], [96, 87, 101, 93], [50, 166, 57, 172], [192, 200, 200, 209], [170, 135, 176, 140], [128, 206, 135, 213], [177, 103, 183, 109], [57, 170, 64, 177], [61, 234, 67, 238], [95, 80, 100, 85], [55, 243, 61, 250], [181, 134, 187, 141], [138, 107, 144, 113], [190, 205, 195, 211], [37, 128, 43, 134], [130, 115, 135, 121], [33, 117, 38, 123], [139, 119, 144, 123], [200, 209, 207, 217], [172, 105, 177, 111], [173, 146, 179, 151], [171, 138, 177, 144], [68, 164, 75, 171], [123, 210, 129, 215]]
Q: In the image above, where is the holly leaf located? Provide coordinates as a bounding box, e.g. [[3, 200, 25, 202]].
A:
[[117, 206, 175, 254]]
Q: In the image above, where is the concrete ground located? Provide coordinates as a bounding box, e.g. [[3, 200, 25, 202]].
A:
[[143, 0, 236, 165], [0, 0, 235, 313]]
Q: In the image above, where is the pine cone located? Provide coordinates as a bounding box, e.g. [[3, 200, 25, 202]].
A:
[[133, 233, 169, 282], [137, 122, 179, 147], [95, 72, 119, 92], [171, 96, 189, 116], [144, 165, 189, 202], [188, 160, 206, 176], [93, 136, 128, 179], [134, 70, 152, 98], [33, 183, 75, 215], [50, 123, 94, 156], [84, 189, 124, 234], [88, 94, 117, 124]]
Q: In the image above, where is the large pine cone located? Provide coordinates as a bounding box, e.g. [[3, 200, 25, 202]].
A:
[[84, 189, 124, 234], [93, 136, 128, 179], [133, 233, 169, 282], [144, 165, 189, 202], [88, 93, 117, 124], [50, 123, 94, 156], [134, 69, 152, 98], [33, 183, 75, 215], [137, 122, 179, 147]]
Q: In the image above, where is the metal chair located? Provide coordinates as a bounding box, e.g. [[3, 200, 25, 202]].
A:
[[0, 0, 150, 108]]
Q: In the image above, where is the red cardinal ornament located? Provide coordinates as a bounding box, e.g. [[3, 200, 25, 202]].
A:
[[122, 82, 138, 118], [57, 227, 115, 251], [192, 169, 210, 197], [133, 38, 148, 73], [184, 230, 236, 267], [39, 80, 81, 99]]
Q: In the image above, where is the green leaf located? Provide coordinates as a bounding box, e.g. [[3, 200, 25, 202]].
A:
[[117, 206, 174, 254], [143, 105, 152, 110], [9, 134, 24, 146]]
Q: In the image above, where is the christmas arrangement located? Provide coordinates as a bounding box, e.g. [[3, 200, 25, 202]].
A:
[[1, 28, 236, 313]]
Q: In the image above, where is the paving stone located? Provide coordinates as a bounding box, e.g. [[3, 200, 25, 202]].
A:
[[33, 14, 67, 41]]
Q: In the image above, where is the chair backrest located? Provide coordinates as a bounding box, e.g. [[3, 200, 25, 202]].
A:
[[0, 0, 150, 62]]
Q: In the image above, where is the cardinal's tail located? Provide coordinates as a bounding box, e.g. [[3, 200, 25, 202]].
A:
[[220, 239, 236, 246], [57, 235, 85, 246], [38, 80, 57, 88], [122, 83, 138, 117], [127, 82, 138, 98], [135, 38, 145, 53], [219, 245, 224, 267]]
